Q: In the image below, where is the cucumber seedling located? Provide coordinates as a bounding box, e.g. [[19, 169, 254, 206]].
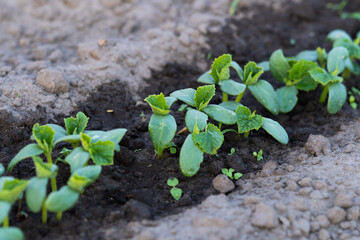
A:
[[167, 178, 182, 201], [253, 149, 263, 161], [222, 168, 242, 180], [198, 54, 280, 115], [7, 112, 126, 222]]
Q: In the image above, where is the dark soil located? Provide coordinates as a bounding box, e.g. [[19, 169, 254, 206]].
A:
[[1, 1, 360, 239]]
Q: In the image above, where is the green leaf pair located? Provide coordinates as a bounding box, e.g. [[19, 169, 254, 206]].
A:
[[167, 178, 182, 201]]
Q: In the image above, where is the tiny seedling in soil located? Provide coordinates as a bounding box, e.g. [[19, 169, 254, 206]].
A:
[[228, 148, 236, 156], [7, 112, 126, 223], [167, 178, 182, 201], [222, 168, 242, 180], [253, 149, 263, 161], [198, 54, 280, 115], [229, 0, 241, 16]]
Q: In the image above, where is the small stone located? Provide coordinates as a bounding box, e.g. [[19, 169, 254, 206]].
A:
[[124, 200, 151, 219], [340, 221, 356, 229], [347, 206, 360, 220], [334, 193, 353, 208], [319, 229, 330, 240], [179, 32, 190, 46], [313, 180, 327, 190], [275, 202, 287, 214], [244, 196, 262, 205], [304, 134, 331, 156], [36, 69, 69, 94], [317, 215, 330, 228], [212, 174, 235, 193], [310, 221, 320, 232], [310, 190, 324, 200], [251, 202, 278, 229], [298, 177, 312, 187], [261, 161, 278, 177], [286, 180, 298, 191], [293, 218, 310, 236], [297, 153, 308, 161], [327, 207, 346, 224], [286, 165, 295, 172], [136, 231, 156, 240], [192, 215, 229, 228], [293, 198, 308, 211], [97, 39, 108, 47], [298, 187, 312, 196]]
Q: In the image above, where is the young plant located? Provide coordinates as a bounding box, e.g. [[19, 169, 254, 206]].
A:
[[0, 177, 28, 240], [7, 112, 126, 222], [253, 149, 263, 161], [145, 93, 177, 157], [229, 0, 241, 16], [167, 177, 182, 200], [228, 148, 236, 156], [198, 54, 280, 115], [348, 87, 360, 109], [222, 168, 242, 180]]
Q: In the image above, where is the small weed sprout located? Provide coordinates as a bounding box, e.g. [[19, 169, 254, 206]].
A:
[[228, 148, 236, 156], [167, 178, 182, 201], [222, 168, 242, 180], [253, 149, 263, 161]]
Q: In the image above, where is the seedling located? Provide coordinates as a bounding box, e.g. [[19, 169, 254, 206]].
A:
[[140, 112, 146, 122], [228, 148, 236, 156], [222, 168, 242, 180], [348, 87, 360, 109], [229, 0, 241, 16], [167, 178, 182, 200], [326, 0, 347, 13], [0, 176, 28, 240], [7, 112, 126, 222], [198, 54, 280, 115], [253, 149, 263, 161]]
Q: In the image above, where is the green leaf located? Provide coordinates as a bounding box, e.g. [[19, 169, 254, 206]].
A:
[[0, 227, 24, 240], [234, 172, 243, 180], [170, 188, 182, 200], [47, 124, 67, 143], [8, 144, 44, 172], [65, 147, 90, 173], [219, 101, 243, 111], [262, 117, 289, 144], [202, 104, 237, 125], [210, 54, 232, 82], [67, 166, 101, 193], [235, 106, 263, 134], [345, 58, 360, 75], [198, 71, 216, 84], [295, 75, 318, 92], [185, 109, 208, 132], [170, 88, 196, 107], [148, 114, 177, 156], [179, 135, 204, 177], [248, 80, 280, 115], [326, 29, 352, 42], [25, 177, 48, 212], [288, 59, 318, 83], [257, 61, 270, 72], [219, 80, 246, 95], [165, 97, 177, 108], [64, 112, 89, 135], [33, 123, 55, 152], [328, 82, 347, 114], [243, 61, 264, 85], [230, 61, 244, 80], [295, 50, 318, 62], [269, 49, 290, 82], [80, 133, 92, 151], [327, 46, 349, 75], [317, 47, 327, 67], [341, 12, 360, 21], [85, 128, 127, 152], [33, 156, 58, 178], [0, 179, 29, 204], [89, 140, 115, 165], [45, 186, 79, 212], [276, 86, 298, 113], [334, 38, 360, 58], [0, 201, 11, 224], [54, 134, 81, 145], [0, 164, 4, 176], [192, 124, 224, 154], [194, 85, 215, 110], [144, 93, 170, 115], [309, 67, 342, 85], [167, 178, 179, 187]]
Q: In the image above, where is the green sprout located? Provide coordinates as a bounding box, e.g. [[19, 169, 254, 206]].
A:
[[253, 149, 263, 161], [167, 178, 182, 200], [222, 168, 242, 180], [229, 0, 241, 16], [228, 148, 236, 156]]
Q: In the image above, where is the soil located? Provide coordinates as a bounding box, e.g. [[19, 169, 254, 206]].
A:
[[1, 0, 360, 239]]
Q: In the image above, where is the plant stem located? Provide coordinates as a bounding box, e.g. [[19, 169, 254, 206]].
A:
[[42, 201, 47, 224], [222, 92, 228, 102], [222, 129, 239, 135], [235, 87, 247, 103], [319, 85, 329, 104], [177, 126, 188, 135], [244, 131, 250, 138], [3, 216, 9, 227], [45, 151, 62, 221], [219, 123, 222, 130], [56, 212, 62, 221]]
